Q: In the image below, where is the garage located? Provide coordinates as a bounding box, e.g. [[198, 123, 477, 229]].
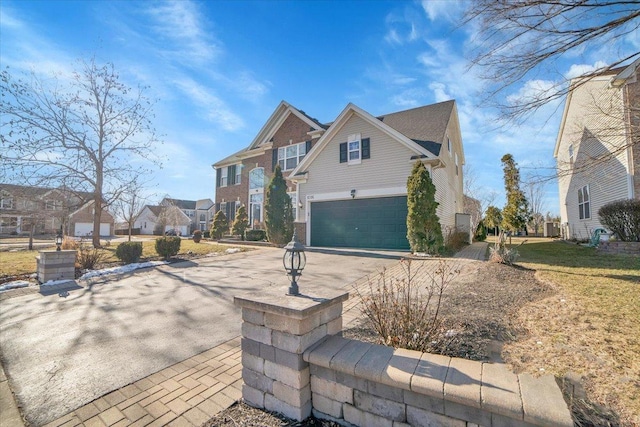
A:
[[74, 222, 111, 237], [310, 196, 410, 250]]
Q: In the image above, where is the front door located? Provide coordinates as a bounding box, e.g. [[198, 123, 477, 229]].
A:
[[249, 168, 264, 228]]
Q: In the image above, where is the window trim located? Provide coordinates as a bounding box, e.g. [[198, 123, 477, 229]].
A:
[[220, 168, 228, 187], [235, 164, 242, 185], [347, 133, 361, 165], [568, 144, 574, 166], [578, 185, 590, 220], [0, 195, 13, 209], [278, 142, 307, 171]]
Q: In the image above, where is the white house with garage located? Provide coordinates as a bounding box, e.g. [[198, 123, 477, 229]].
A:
[[289, 100, 465, 250]]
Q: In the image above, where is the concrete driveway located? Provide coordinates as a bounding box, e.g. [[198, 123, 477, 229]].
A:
[[0, 247, 402, 426]]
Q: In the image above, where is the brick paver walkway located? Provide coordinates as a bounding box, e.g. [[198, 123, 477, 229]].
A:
[[44, 338, 242, 427], [13, 242, 489, 427]]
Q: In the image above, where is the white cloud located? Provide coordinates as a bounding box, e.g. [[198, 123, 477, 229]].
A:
[[564, 61, 608, 79], [174, 78, 244, 131], [144, 0, 221, 65], [429, 82, 451, 102], [420, 0, 465, 23]]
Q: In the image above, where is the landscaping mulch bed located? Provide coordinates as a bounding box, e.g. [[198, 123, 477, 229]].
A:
[[206, 260, 560, 426]]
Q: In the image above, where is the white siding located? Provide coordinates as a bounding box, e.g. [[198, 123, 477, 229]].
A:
[[556, 76, 631, 239], [133, 208, 157, 235], [297, 112, 464, 242]]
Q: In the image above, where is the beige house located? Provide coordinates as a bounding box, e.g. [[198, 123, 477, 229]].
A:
[[554, 59, 639, 240], [290, 101, 465, 249], [0, 183, 114, 236]]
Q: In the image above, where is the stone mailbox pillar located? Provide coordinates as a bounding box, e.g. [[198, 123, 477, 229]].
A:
[[234, 290, 348, 421], [36, 250, 76, 284]]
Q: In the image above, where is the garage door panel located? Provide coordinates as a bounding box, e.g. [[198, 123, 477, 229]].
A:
[[310, 196, 409, 250]]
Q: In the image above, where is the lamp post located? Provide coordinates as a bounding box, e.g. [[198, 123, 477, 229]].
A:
[[283, 229, 306, 296], [55, 226, 63, 251]]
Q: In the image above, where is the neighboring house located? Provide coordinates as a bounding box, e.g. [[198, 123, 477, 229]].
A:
[[134, 204, 191, 236], [212, 101, 326, 228], [160, 198, 215, 232], [554, 59, 639, 240], [0, 183, 114, 236], [213, 100, 465, 250]]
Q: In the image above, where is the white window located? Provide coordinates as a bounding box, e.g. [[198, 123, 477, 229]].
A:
[[220, 202, 227, 217], [568, 144, 574, 166], [249, 168, 264, 191], [288, 191, 297, 221], [455, 153, 459, 176], [220, 168, 228, 187], [348, 134, 361, 165], [0, 195, 13, 209], [578, 186, 590, 220], [278, 142, 307, 171], [235, 164, 242, 184], [250, 193, 263, 228], [45, 200, 61, 210]]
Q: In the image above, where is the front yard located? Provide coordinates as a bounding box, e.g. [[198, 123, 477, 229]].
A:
[[0, 239, 245, 281], [502, 238, 639, 426]]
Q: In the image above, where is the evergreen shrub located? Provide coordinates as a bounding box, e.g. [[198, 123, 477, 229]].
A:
[[115, 241, 143, 264], [155, 236, 181, 260]]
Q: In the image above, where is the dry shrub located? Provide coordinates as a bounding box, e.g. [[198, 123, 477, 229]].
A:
[[61, 236, 79, 250], [489, 231, 519, 265], [75, 243, 104, 270], [444, 227, 470, 253], [354, 259, 460, 352]]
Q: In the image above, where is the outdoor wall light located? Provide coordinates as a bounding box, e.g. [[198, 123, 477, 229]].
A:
[[283, 229, 306, 296], [350, 189, 356, 198], [55, 227, 63, 251]]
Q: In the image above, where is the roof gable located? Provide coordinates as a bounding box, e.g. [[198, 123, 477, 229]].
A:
[[290, 102, 451, 177], [213, 101, 324, 168]]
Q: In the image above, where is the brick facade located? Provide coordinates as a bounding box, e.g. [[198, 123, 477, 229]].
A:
[[215, 112, 320, 227]]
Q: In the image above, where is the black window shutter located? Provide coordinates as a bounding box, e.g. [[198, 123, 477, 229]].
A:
[[272, 149, 278, 172], [339, 142, 347, 163], [216, 168, 221, 187], [362, 138, 370, 159], [228, 165, 236, 185], [215, 203, 220, 213], [226, 203, 232, 221], [305, 140, 312, 153]]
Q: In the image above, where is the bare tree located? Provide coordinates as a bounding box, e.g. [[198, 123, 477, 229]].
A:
[[524, 175, 546, 236], [0, 58, 162, 248], [465, 1, 639, 122], [464, 165, 498, 232], [114, 180, 152, 242]]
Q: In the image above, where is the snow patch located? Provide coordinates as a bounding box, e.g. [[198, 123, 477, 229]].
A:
[[0, 280, 30, 292], [41, 279, 74, 287], [80, 261, 168, 279], [225, 248, 241, 254]]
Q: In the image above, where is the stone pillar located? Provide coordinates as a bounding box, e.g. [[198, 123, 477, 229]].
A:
[[36, 250, 76, 284], [234, 290, 348, 421]]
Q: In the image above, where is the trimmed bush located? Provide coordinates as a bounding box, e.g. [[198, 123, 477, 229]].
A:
[[407, 160, 442, 254], [245, 229, 266, 241], [155, 236, 181, 260], [231, 205, 249, 240], [474, 221, 487, 242], [211, 210, 229, 240], [115, 241, 143, 264], [192, 230, 202, 243], [598, 199, 640, 242]]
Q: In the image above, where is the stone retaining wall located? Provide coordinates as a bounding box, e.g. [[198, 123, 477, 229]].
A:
[[236, 290, 573, 427], [304, 335, 573, 427], [597, 241, 640, 255]]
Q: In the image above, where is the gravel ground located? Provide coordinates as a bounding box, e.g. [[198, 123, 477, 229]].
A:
[[205, 260, 556, 426]]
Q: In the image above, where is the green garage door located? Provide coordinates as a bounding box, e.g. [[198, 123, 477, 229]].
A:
[[310, 196, 409, 250]]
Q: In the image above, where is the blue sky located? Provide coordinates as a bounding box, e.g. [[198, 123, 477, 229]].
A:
[[1, 0, 638, 215]]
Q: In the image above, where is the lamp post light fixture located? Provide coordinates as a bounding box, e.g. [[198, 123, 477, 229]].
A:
[[283, 229, 306, 296], [55, 226, 63, 251]]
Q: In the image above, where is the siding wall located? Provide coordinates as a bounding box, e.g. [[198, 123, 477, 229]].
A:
[[557, 76, 633, 239], [298, 112, 463, 244]]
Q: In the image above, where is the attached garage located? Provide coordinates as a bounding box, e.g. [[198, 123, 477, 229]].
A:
[[310, 196, 409, 250], [74, 222, 111, 237]]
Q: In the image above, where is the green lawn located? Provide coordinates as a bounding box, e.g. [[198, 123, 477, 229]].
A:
[[0, 239, 246, 278], [495, 237, 639, 425]]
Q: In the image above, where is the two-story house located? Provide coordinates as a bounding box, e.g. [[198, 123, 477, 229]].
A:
[[212, 101, 326, 229], [554, 59, 639, 239], [160, 198, 215, 233], [213, 100, 465, 250], [0, 183, 114, 236]]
